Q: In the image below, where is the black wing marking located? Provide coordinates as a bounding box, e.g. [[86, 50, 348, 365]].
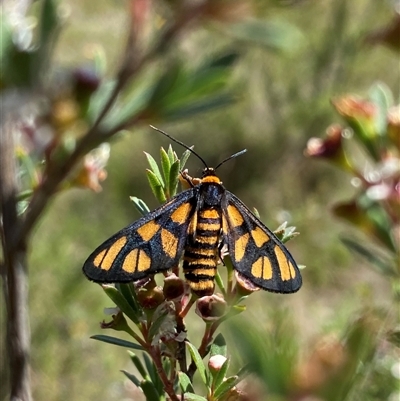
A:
[[222, 191, 302, 293], [83, 188, 197, 283]]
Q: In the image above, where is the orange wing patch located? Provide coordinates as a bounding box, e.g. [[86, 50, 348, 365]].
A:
[[275, 246, 296, 281], [161, 228, 179, 258], [252, 226, 270, 247], [123, 249, 151, 273], [94, 236, 127, 270], [171, 202, 192, 224], [234, 233, 249, 262], [137, 221, 160, 241], [251, 256, 273, 280], [227, 205, 244, 227]]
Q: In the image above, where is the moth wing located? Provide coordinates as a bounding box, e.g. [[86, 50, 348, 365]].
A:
[[83, 189, 197, 283], [222, 191, 302, 293]]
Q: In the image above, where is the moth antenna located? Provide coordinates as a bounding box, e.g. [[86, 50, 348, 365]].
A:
[[215, 149, 247, 171], [150, 125, 208, 168]]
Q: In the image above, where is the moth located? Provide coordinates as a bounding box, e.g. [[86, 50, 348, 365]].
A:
[[83, 127, 302, 296]]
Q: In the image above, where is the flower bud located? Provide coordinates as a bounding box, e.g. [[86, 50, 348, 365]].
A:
[[195, 294, 227, 321], [137, 279, 165, 309], [73, 143, 109, 192], [208, 354, 227, 374], [332, 96, 379, 159], [234, 272, 260, 296], [163, 274, 186, 301], [305, 124, 353, 172]]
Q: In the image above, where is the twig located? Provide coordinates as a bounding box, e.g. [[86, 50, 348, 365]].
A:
[[0, 120, 32, 401]]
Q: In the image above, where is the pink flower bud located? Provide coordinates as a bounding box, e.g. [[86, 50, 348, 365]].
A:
[[208, 354, 227, 373]]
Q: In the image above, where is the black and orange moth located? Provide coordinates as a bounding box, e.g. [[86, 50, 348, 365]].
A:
[[83, 127, 302, 296]]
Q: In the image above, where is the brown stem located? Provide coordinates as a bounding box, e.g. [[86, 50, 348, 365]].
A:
[[0, 4, 208, 401], [0, 121, 32, 401], [187, 322, 220, 380], [149, 346, 179, 401]]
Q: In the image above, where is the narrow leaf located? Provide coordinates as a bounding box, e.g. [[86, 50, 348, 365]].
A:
[[210, 334, 227, 357], [183, 393, 208, 401], [146, 170, 167, 203], [130, 196, 150, 216], [121, 370, 141, 386], [212, 358, 230, 391], [140, 379, 161, 401], [178, 372, 194, 393], [167, 144, 176, 164], [90, 335, 144, 350], [144, 152, 164, 186], [341, 237, 397, 277], [148, 311, 168, 340], [102, 285, 141, 324], [143, 353, 164, 395], [229, 19, 303, 53], [128, 351, 149, 380], [160, 147, 171, 193], [186, 342, 208, 385], [164, 94, 235, 121], [169, 160, 181, 197], [179, 148, 192, 171], [116, 283, 142, 317], [214, 376, 238, 399]]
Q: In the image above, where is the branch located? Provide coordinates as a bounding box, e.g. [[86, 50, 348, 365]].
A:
[[0, 118, 32, 401]]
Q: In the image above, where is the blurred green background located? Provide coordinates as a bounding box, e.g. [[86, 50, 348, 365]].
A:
[[1, 0, 399, 400]]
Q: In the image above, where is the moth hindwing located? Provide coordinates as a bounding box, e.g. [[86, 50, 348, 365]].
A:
[[83, 142, 302, 296]]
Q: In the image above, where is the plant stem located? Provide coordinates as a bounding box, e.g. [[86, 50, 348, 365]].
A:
[[0, 121, 32, 401], [149, 345, 179, 401]]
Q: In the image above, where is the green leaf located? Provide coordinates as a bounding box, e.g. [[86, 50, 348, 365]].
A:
[[111, 83, 155, 128], [227, 310, 298, 395], [130, 196, 151, 216], [148, 62, 183, 107], [144, 152, 164, 186], [183, 393, 208, 401], [143, 353, 164, 395], [102, 284, 141, 324], [178, 372, 194, 393], [168, 160, 181, 197], [0, 14, 13, 77], [160, 147, 171, 193], [214, 376, 238, 399], [148, 310, 168, 340], [164, 93, 235, 121], [368, 81, 394, 136], [116, 283, 142, 316], [37, 0, 61, 73], [90, 334, 144, 350], [214, 271, 226, 296], [88, 80, 117, 125], [340, 237, 397, 277], [167, 144, 176, 164], [212, 358, 230, 391], [146, 169, 166, 203], [121, 369, 141, 386], [128, 351, 149, 380], [179, 149, 192, 171], [228, 19, 304, 53], [186, 342, 208, 385], [204, 51, 240, 69], [140, 379, 161, 401], [210, 334, 227, 357]]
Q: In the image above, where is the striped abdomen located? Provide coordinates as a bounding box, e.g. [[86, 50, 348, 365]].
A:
[[183, 208, 222, 296]]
